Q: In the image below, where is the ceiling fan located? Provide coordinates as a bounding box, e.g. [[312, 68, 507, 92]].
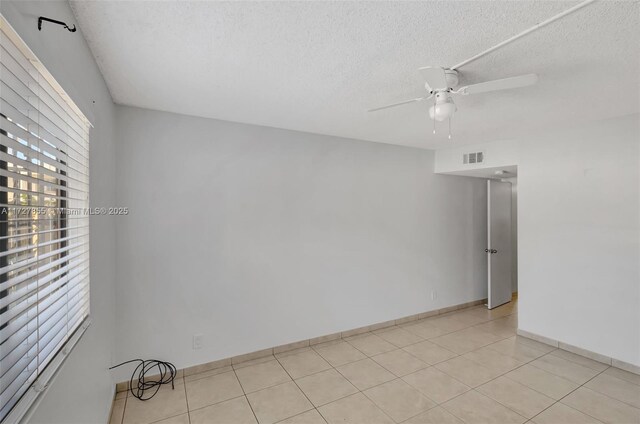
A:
[[369, 66, 538, 139], [366, 0, 600, 140]]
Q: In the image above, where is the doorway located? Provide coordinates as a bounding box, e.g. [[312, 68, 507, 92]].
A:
[[486, 169, 517, 309], [438, 165, 518, 310], [487, 179, 512, 309]]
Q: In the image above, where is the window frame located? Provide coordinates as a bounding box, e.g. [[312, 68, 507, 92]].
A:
[[0, 14, 92, 424]]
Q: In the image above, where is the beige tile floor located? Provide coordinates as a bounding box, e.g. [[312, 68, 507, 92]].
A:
[[109, 300, 640, 424]]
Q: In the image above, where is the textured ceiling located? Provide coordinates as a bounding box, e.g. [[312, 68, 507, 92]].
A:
[[70, 1, 639, 149]]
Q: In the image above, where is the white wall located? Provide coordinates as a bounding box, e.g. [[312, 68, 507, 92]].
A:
[[435, 139, 520, 174], [113, 105, 487, 376], [1, 2, 117, 423], [435, 114, 640, 367]]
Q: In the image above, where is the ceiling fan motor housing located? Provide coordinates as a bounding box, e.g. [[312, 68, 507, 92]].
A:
[[444, 69, 459, 89], [423, 68, 459, 92]]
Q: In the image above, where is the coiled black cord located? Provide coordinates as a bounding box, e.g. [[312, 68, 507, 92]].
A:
[[109, 359, 177, 401]]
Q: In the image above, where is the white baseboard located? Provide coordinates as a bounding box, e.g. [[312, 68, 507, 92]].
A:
[[517, 328, 640, 375], [115, 297, 488, 393]]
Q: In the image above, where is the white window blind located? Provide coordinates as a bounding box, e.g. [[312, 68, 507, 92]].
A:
[[0, 17, 90, 422]]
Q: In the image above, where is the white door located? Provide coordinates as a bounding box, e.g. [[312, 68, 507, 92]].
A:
[[487, 180, 512, 309]]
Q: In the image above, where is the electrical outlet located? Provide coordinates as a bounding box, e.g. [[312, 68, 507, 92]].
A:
[[431, 290, 437, 300], [192, 334, 203, 350]]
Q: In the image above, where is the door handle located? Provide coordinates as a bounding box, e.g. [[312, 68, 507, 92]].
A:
[[485, 249, 498, 254]]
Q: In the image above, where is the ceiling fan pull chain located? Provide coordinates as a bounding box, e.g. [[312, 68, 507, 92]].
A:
[[448, 117, 452, 140], [432, 96, 437, 135]]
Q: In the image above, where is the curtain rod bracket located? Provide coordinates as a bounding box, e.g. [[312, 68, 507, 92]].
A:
[[38, 16, 77, 33]]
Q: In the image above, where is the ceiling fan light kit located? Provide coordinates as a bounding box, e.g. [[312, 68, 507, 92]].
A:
[[428, 92, 457, 122], [368, 0, 597, 142]]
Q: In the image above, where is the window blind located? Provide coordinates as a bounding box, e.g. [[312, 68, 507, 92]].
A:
[[0, 17, 91, 422]]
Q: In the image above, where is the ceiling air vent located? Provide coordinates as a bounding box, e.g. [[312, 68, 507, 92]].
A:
[[463, 151, 484, 165]]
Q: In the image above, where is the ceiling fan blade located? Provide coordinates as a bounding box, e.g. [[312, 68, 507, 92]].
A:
[[368, 96, 430, 112], [458, 73, 538, 95], [418, 66, 448, 91]]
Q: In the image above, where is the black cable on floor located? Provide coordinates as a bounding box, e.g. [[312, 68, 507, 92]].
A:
[[109, 359, 177, 401]]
